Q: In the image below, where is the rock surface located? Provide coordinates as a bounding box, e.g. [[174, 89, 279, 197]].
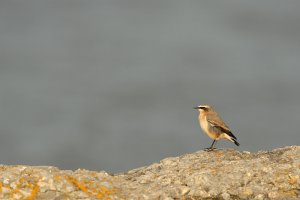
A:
[[0, 146, 299, 199]]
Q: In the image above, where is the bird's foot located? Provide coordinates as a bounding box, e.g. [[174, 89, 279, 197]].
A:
[[204, 147, 217, 152]]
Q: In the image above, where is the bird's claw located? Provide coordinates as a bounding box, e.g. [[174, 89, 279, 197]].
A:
[[204, 147, 217, 152]]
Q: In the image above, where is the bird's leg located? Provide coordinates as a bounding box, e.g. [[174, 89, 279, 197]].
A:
[[210, 139, 217, 149], [205, 140, 217, 151]]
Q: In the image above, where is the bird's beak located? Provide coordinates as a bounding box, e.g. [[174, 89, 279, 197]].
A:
[[194, 106, 200, 109]]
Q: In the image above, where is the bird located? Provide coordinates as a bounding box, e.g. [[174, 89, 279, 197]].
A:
[[194, 105, 239, 151]]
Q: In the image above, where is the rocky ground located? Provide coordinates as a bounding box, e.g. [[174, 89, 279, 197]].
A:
[[0, 146, 299, 199]]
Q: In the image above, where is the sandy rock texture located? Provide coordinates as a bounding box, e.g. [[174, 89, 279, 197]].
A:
[[0, 146, 299, 200]]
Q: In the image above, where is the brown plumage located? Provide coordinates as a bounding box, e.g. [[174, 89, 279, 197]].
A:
[[194, 105, 239, 150]]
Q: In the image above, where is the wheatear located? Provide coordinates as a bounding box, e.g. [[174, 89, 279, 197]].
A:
[[194, 105, 239, 151]]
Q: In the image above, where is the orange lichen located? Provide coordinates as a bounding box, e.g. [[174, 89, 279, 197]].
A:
[[26, 183, 40, 200], [1, 183, 12, 191], [64, 175, 116, 200], [1, 172, 119, 199], [288, 175, 298, 185], [278, 189, 298, 197], [8, 185, 22, 199], [209, 168, 218, 175], [214, 151, 224, 157], [97, 186, 115, 199], [0, 176, 42, 200], [54, 175, 63, 181], [65, 175, 92, 195]]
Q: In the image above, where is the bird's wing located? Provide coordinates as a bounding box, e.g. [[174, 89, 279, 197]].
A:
[[206, 112, 237, 140]]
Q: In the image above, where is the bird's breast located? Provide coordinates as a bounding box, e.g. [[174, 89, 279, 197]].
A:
[[199, 114, 218, 139], [199, 115, 209, 134]]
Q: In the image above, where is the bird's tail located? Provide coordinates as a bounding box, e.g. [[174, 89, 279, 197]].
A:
[[232, 138, 240, 146], [224, 132, 240, 146]]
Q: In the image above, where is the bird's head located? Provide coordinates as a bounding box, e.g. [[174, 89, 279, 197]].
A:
[[194, 105, 212, 112]]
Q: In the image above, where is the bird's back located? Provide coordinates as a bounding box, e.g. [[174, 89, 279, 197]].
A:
[[206, 111, 230, 131]]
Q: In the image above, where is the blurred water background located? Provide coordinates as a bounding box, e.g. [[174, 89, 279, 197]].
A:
[[0, 0, 300, 172]]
